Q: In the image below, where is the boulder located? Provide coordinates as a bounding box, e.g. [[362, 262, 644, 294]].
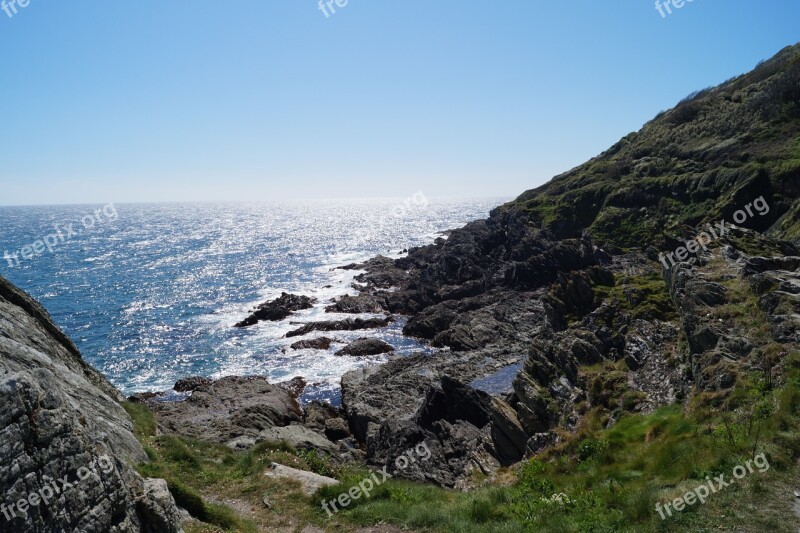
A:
[[264, 463, 339, 496], [335, 338, 395, 357], [235, 293, 317, 328], [290, 337, 335, 350], [148, 376, 302, 443]]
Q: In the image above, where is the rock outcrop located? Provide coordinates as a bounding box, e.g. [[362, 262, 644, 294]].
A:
[[143, 376, 303, 444], [0, 275, 183, 533], [285, 317, 393, 338], [290, 337, 335, 350], [234, 292, 316, 328], [335, 338, 395, 357]]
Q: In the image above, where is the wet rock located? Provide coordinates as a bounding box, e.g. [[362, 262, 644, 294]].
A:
[[335, 338, 395, 357], [325, 294, 386, 314], [279, 376, 307, 398], [290, 337, 335, 350], [174, 375, 212, 392], [235, 292, 317, 328], [286, 317, 393, 338]]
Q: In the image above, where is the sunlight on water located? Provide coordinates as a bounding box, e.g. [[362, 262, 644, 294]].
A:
[[0, 198, 505, 401]]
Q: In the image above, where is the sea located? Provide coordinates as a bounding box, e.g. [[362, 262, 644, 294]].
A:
[[0, 198, 505, 404]]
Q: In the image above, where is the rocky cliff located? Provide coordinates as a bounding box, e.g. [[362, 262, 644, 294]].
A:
[[325, 43, 800, 487], [0, 276, 183, 532]]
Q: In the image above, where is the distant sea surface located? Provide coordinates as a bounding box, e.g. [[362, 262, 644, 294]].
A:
[[0, 199, 505, 403]]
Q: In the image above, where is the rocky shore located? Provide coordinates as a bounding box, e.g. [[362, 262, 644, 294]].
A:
[[131, 207, 798, 491], [2, 42, 798, 532]]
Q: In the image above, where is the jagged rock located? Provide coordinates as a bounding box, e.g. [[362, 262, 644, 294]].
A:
[[325, 294, 386, 314], [147, 376, 302, 443], [324, 418, 351, 441], [403, 302, 459, 339], [0, 275, 183, 532], [304, 401, 340, 431], [286, 317, 393, 338], [173, 376, 211, 392], [234, 293, 317, 328], [138, 478, 184, 533], [279, 376, 307, 398], [290, 337, 335, 350], [335, 338, 395, 357], [342, 359, 528, 487]]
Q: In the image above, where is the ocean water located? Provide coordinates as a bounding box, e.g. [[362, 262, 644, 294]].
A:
[[0, 198, 504, 403]]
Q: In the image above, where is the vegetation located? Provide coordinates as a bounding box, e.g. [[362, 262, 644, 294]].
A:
[[592, 271, 678, 322], [121, 343, 800, 532], [504, 44, 800, 250]]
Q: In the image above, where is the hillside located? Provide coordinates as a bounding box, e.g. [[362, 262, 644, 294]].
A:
[[506, 42, 800, 248]]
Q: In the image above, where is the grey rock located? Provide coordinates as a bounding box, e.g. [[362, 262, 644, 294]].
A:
[[286, 317, 393, 338], [148, 376, 302, 443], [0, 275, 183, 533], [324, 418, 351, 441], [290, 337, 335, 350], [235, 293, 317, 328], [173, 376, 211, 392], [303, 400, 340, 431], [325, 294, 386, 314], [258, 424, 338, 453], [264, 463, 339, 496], [335, 338, 395, 357]]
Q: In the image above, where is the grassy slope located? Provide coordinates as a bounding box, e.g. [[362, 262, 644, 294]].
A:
[[501, 43, 800, 249]]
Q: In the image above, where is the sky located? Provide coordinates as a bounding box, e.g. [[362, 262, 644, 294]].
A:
[[0, 1, 798, 206]]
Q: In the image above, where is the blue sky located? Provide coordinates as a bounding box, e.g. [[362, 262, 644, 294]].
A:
[[0, 1, 798, 205]]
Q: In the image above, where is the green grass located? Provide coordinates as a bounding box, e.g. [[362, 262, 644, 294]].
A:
[[117, 358, 800, 533], [593, 271, 678, 322], [305, 366, 799, 532]]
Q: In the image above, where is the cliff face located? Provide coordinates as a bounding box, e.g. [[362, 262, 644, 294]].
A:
[[0, 276, 183, 533]]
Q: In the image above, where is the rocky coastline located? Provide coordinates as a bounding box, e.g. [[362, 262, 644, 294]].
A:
[[2, 42, 799, 532]]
